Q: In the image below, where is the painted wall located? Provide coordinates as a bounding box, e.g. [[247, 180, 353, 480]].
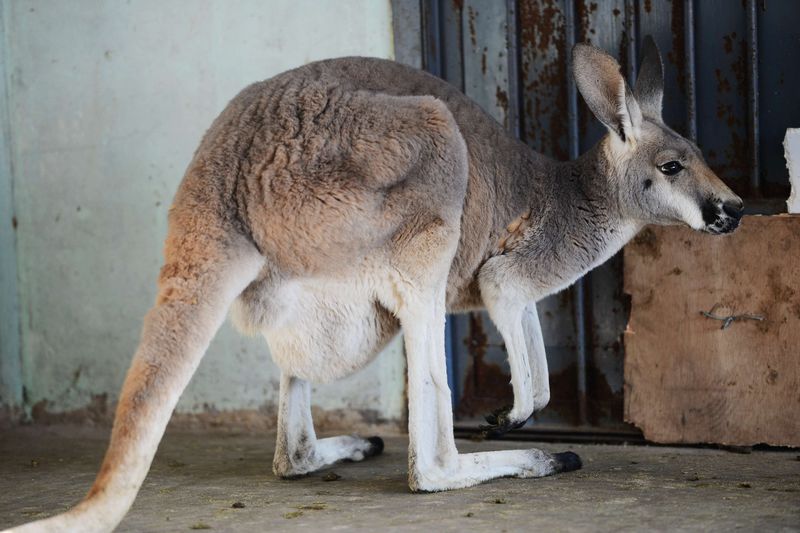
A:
[[0, 4, 23, 415], [0, 0, 406, 426]]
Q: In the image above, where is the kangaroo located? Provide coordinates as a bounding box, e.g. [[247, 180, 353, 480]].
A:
[[7, 38, 743, 533]]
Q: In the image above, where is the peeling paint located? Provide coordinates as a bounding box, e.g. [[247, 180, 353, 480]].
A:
[[519, 0, 569, 160]]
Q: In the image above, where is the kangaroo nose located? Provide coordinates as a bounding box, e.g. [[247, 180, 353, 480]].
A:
[[722, 199, 744, 219]]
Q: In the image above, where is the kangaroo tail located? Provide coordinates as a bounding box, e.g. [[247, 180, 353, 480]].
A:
[[6, 185, 264, 533]]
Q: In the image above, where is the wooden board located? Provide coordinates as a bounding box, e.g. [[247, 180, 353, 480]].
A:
[[623, 215, 800, 446]]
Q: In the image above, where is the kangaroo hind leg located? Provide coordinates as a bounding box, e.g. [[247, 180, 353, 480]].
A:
[[272, 374, 384, 478], [401, 282, 581, 492], [268, 292, 399, 478], [395, 224, 581, 492], [8, 209, 264, 533]]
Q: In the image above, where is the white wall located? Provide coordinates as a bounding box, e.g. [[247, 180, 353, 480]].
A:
[[0, 0, 405, 426]]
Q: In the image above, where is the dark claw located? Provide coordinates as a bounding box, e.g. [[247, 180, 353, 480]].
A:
[[477, 405, 527, 439], [364, 436, 384, 458], [553, 451, 582, 473]]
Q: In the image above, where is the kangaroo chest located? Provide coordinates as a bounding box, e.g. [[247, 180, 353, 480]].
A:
[[492, 211, 641, 301]]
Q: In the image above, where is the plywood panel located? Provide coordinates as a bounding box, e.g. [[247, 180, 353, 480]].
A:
[[624, 215, 800, 446]]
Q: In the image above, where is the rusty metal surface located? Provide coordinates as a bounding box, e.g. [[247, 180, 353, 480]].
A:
[[745, 0, 760, 195], [463, 0, 511, 127], [518, 0, 568, 158], [756, 0, 799, 199], [695, 0, 750, 196], [422, 0, 800, 433], [441, 0, 465, 88]]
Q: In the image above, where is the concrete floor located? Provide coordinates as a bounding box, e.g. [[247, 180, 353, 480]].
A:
[[0, 426, 798, 532]]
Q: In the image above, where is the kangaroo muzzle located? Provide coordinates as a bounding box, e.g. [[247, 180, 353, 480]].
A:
[[702, 197, 744, 234]]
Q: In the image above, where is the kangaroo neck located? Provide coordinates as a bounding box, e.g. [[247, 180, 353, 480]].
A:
[[501, 140, 643, 297], [559, 141, 625, 220]]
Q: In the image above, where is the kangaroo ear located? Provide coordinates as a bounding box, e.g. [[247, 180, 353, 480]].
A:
[[572, 43, 642, 145], [634, 36, 664, 120]]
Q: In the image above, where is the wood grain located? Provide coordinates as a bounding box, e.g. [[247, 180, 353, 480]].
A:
[[623, 215, 800, 446]]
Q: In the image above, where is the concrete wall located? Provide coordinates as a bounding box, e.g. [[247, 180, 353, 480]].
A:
[[0, 4, 23, 415], [0, 0, 406, 428]]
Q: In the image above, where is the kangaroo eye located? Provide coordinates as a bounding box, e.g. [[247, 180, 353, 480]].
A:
[[659, 161, 683, 176]]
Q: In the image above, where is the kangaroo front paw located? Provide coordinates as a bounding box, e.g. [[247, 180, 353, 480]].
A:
[[478, 405, 528, 439]]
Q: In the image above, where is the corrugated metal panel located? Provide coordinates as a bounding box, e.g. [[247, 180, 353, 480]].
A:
[[463, 0, 510, 126], [695, 1, 750, 195], [422, 0, 800, 434], [755, 1, 798, 198]]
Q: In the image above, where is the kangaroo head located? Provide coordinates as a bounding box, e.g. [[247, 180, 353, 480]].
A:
[[572, 38, 744, 234]]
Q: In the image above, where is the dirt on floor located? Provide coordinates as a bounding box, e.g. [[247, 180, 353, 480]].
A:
[[0, 425, 798, 532]]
